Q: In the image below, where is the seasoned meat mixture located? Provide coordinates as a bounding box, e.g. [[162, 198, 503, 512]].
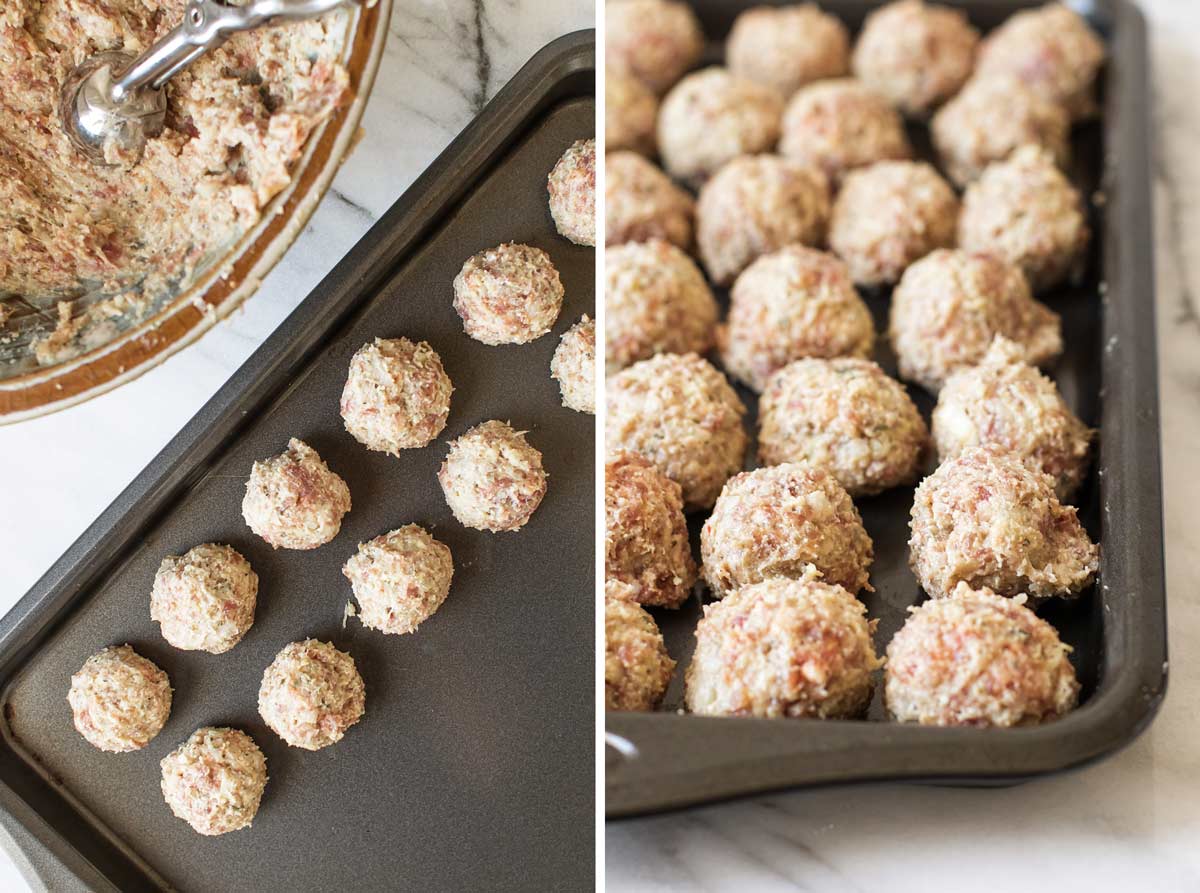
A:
[[68, 644, 171, 753], [258, 639, 365, 751], [605, 580, 675, 712], [343, 525, 454, 636], [160, 727, 267, 835], [151, 543, 258, 654], [551, 314, 596, 414]]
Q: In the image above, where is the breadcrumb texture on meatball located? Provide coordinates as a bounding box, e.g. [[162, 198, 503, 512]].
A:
[[551, 315, 596, 414], [606, 71, 659, 156], [242, 438, 351, 550], [605, 581, 677, 711], [725, 4, 850, 97], [438, 420, 548, 532], [605, 151, 695, 250], [68, 645, 171, 753], [547, 138, 596, 246], [258, 639, 366, 751], [342, 525, 454, 635], [452, 243, 564, 345], [160, 727, 267, 836], [151, 543, 258, 654], [606, 0, 705, 94]]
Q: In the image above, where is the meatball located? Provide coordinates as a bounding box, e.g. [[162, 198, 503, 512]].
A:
[[151, 543, 258, 654], [258, 639, 366, 751], [342, 525, 454, 635], [68, 645, 171, 753], [959, 146, 1090, 293], [717, 245, 874, 392], [909, 447, 1099, 600], [695, 154, 831, 286], [452, 243, 563, 345], [657, 68, 784, 186], [934, 338, 1091, 500], [685, 572, 881, 719], [605, 151, 694, 250], [606, 71, 659, 156], [605, 239, 717, 372], [886, 583, 1080, 726], [779, 78, 912, 185], [758, 358, 928, 496], [547, 138, 596, 247], [889, 249, 1062, 392], [932, 75, 1070, 187], [700, 463, 873, 598], [829, 161, 958, 287], [725, 4, 850, 97], [606, 0, 704, 94], [242, 438, 351, 550], [339, 337, 453, 454], [852, 0, 981, 117], [550, 315, 596, 414], [606, 353, 748, 511], [605, 451, 697, 608], [438, 420, 548, 532], [160, 727, 267, 836], [605, 581, 676, 711]]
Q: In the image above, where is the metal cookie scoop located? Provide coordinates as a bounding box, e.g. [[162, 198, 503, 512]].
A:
[[60, 0, 366, 166]]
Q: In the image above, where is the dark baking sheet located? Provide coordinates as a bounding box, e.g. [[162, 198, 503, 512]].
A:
[[0, 32, 595, 892], [606, 0, 1166, 816]]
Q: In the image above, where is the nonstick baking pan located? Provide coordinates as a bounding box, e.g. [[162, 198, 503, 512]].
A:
[[0, 32, 595, 892], [606, 0, 1167, 817]]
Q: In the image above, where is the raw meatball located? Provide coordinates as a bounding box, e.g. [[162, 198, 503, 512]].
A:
[[829, 161, 958, 287], [889, 249, 1062, 392], [717, 245, 874, 392], [701, 463, 873, 598], [779, 78, 912, 184], [551, 315, 596, 414], [725, 4, 850, 97], [339, 337, 453, 454], [258, 639, 366, 751], [605, 581, 676, 712], [657, 68, 784, 186], [151, 543, 258, 654], [452, 243, 564, 345], [342, 525, 454, 635], [959, 146, 1090, 293], [606, 0, 705, 94], [242, 438, 351, 550], [547, 138, 596, 246], [695, 154, 831, 286], [852, 0, 981, 116], [605, 151, 694, 249], [886, 583, 1080, 726], [606, 353, 748, 511], [438, 420, 548, 532], [758, 358, 928, 496], [975, 2, 1106, 122], [909, 447, 1099, 600], [68, 645, 171, 753], [605, 451, 698, 608], [932, 75, 1070, 186], [606, 72, 659, 156], [160, 727, 267, 836], [605, 239, 717, 372], [685, 572, 881, 719]]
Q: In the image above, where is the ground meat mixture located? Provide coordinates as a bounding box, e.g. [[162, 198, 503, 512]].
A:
[[725, 4, 850, 97], [258, 639, 365, 751], [606, 71, 659, 156], [342, 525, 454, 636], [606, 0, 705, 95], [242, 438, 351, 550], [160, 727, 267, 836], [605, 151, 694, 250], [438, 420, 548, 532], [452, 243, 563, 345], [886, 583, 1080, 726], [68, 645, 171, 753], [551, 315, 596, 414], [547, 138, 596, 247], [605, 581, 676, 712], [151, 543, 257, 654]]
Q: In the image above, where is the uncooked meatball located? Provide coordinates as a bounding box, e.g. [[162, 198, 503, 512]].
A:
[[701, 463, 873, 598], [606, 0, 705, 94], [606, 353, 747, 511], [151, 543, 258, 654], [605, 151, 694, 250], [342, 525, 454, 635], [605, 451, 697, 608], [547, 138, 596, 247], [852, 0, 981, 117], [779, 78, 912, 184], [725, 4, 850, 97], [685, 572, 881, 719], [438, 420, 548, 532], [339, 337, 453, 454], [242, 438, 351, 550], [605, 239, 717, 372], [606, 71, 659, 156], [68, 645, 171, 753], [717, 245, 874, 392], [551, 315, 596, 414], [452, 243, 564, 345], [886, 583, 1079, 726], [657, 68, 784, 186], [889, 249, 1062, 392], [695, 154, 830, 286], [909, 447, 1099, 600], [258, 639, 366, 751], [959, 146, 1090, 293], [829, 160, 958, 287], [160, 727, 267, 836], [605, 581, 676, 712], [758, 358, 928, 496]]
